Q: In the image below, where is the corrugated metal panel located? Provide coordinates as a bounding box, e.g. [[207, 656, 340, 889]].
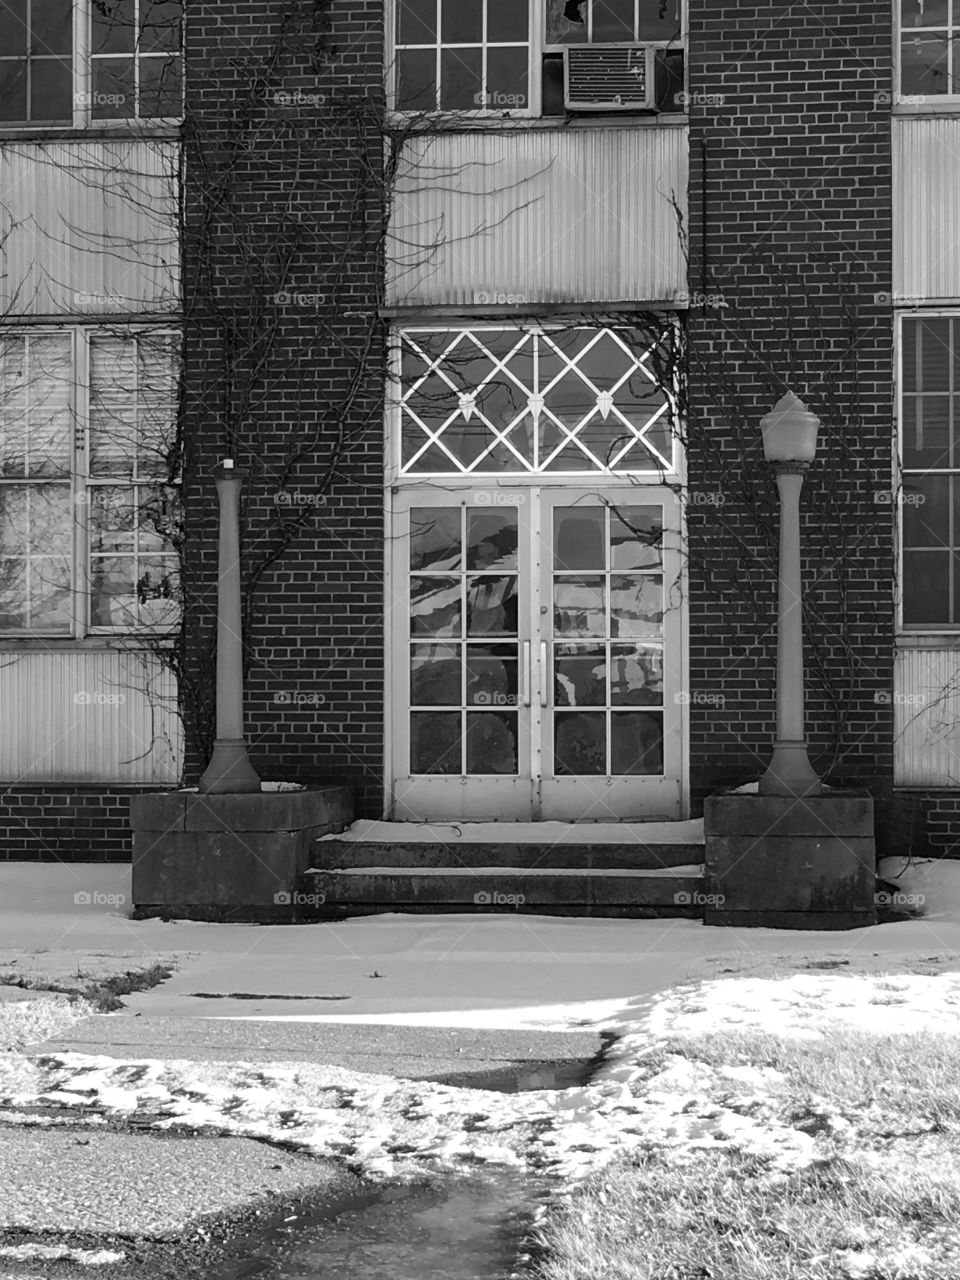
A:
[[0, 140, 179, 315], [387, 125, 687, 307], [894, 646, 960, 785], [894, 117, 960, 301], [0, 649, 182, 783]]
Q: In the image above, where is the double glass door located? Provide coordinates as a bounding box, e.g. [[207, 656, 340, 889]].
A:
[[389, 485, 684, 820]]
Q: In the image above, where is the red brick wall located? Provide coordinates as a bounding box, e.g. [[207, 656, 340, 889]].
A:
[[0, 789, 139, 861], [684, 0, 898, 842], [180, 0, 387, 817]]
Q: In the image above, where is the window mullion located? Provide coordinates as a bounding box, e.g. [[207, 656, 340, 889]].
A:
[[74, 328, 90, 639], [75, 0, 90, 128], [134, 0, 141, 120]]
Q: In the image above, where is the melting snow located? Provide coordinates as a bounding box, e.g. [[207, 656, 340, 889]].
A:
[[7, 968, 960, 1191]]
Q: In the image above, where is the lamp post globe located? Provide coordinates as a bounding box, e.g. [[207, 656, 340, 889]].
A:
[[757, 393, 822, 798]]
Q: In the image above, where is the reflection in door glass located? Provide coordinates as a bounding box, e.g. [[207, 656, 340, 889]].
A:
[[554, 507, 605, 570], [553, 577, 605, 636], [410, 643, 461, 705], [410, 576, 461, 635], [610, 506, 662, 568], [612, 711, 663, 775], [466, 643, 519, 706], [410, 507, 461, 570], [554, 644, 606, 706], [555, 711, 606, 775], [610, 642, 662, 705], [467, 575, 519, 635], [467, 509, 519, 569], [410, 711, 461, 773], [409, 505, 520, 775], [551, 503, 665, 775], [610, 575, 662, 638], [466, 711, 518, 773]]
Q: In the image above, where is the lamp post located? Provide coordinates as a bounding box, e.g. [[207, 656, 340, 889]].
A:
[[198, 458, 261, 794], [757, 392, 822, 798]]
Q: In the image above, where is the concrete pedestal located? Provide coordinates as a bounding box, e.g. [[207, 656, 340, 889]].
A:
[[131, 785, 353, 921], [703, 791, 877, 930]]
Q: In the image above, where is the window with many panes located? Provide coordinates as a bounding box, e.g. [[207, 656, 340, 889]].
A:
[[899, 0, 960, 99], [391, 0, 684, 116], [0, 328, 181, 636], [0, 0, 182, 126], [899, 315, 960, 629]]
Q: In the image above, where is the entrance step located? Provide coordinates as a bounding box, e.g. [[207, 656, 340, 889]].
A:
[[313, 819, 705, 873], [300, 863, 705, 919]]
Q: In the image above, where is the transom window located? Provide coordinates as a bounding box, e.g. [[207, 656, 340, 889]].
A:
[[899, 0, 960, 98], [396, 325, 677, 476], [391, 0, 684, 116], [900, 315, 960, 629], [0, 0, 182, 127], [0, 327, 181, 636]]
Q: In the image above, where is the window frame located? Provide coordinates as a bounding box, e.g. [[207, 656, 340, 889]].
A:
[[387, 321, 682, 483], [386, 0, 686, 120], [895, 0, 960, 109], [0, 323, 182, 640], [541, 0, 685, 50], [896, 309, 960, 634], [0, 0, 183, 133], [388, 0, 539, 119]]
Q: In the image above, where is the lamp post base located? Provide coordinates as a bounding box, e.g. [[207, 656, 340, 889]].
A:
[[198, 739, 262, 794], [758, 740, 822, 798]]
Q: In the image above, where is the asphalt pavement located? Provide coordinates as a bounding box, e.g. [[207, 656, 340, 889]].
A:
[[0, 1130, 360, 1239], [34, 1014, 604, 1089]]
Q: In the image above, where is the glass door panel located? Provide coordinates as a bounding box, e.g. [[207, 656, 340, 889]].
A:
[[389, 486, 684, 821], [392, 492, 534, 820], [540, 489, 682, 820]]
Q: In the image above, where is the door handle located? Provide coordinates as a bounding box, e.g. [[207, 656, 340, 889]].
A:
[[540, 641, 548, 706], [521, 640, 531, 706]]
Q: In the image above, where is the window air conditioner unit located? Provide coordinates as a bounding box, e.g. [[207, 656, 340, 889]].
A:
[[563, 44, 654, 111]]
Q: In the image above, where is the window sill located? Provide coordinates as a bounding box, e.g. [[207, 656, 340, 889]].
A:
[[896, 633, 960, 648], [892, 101, 960, 116], [386, 111, 687, 134], [0, 122, 183, 144], [0, 636, 177, 651], [380, 299, 686, 320]]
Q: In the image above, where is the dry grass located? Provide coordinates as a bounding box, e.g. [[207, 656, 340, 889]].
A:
[[0, 961, 174, 1012], [0, 960, 176, 1053], [530, 1030, 960, 1280], [654, 1027, 960, 1134]]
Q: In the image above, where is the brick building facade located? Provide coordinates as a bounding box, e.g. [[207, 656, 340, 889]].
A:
[[0, 0, 956, 866]]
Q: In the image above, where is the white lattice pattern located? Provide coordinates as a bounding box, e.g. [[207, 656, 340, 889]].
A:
[[398, 326, 677, 476]]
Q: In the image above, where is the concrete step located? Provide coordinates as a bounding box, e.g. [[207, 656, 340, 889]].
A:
[[300, 864, 705, 919], [313, 841, 704, 871], [313, 820, 705, 873]]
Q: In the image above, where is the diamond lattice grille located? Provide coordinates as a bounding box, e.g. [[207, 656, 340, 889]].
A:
[[398, 327, 676, 476]]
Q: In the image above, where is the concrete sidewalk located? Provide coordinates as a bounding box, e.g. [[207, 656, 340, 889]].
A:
[[33, 1015, 604, 1088]]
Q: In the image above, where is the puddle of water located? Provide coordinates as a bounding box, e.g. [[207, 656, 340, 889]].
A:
[[208, 1173, 538, 1280]]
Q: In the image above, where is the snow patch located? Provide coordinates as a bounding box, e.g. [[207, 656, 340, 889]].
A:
[[317, 819, 705, 845], [12, 969, 960, 1190], [0, 1243, 125, 1266], [314, 864, 704, 878]]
